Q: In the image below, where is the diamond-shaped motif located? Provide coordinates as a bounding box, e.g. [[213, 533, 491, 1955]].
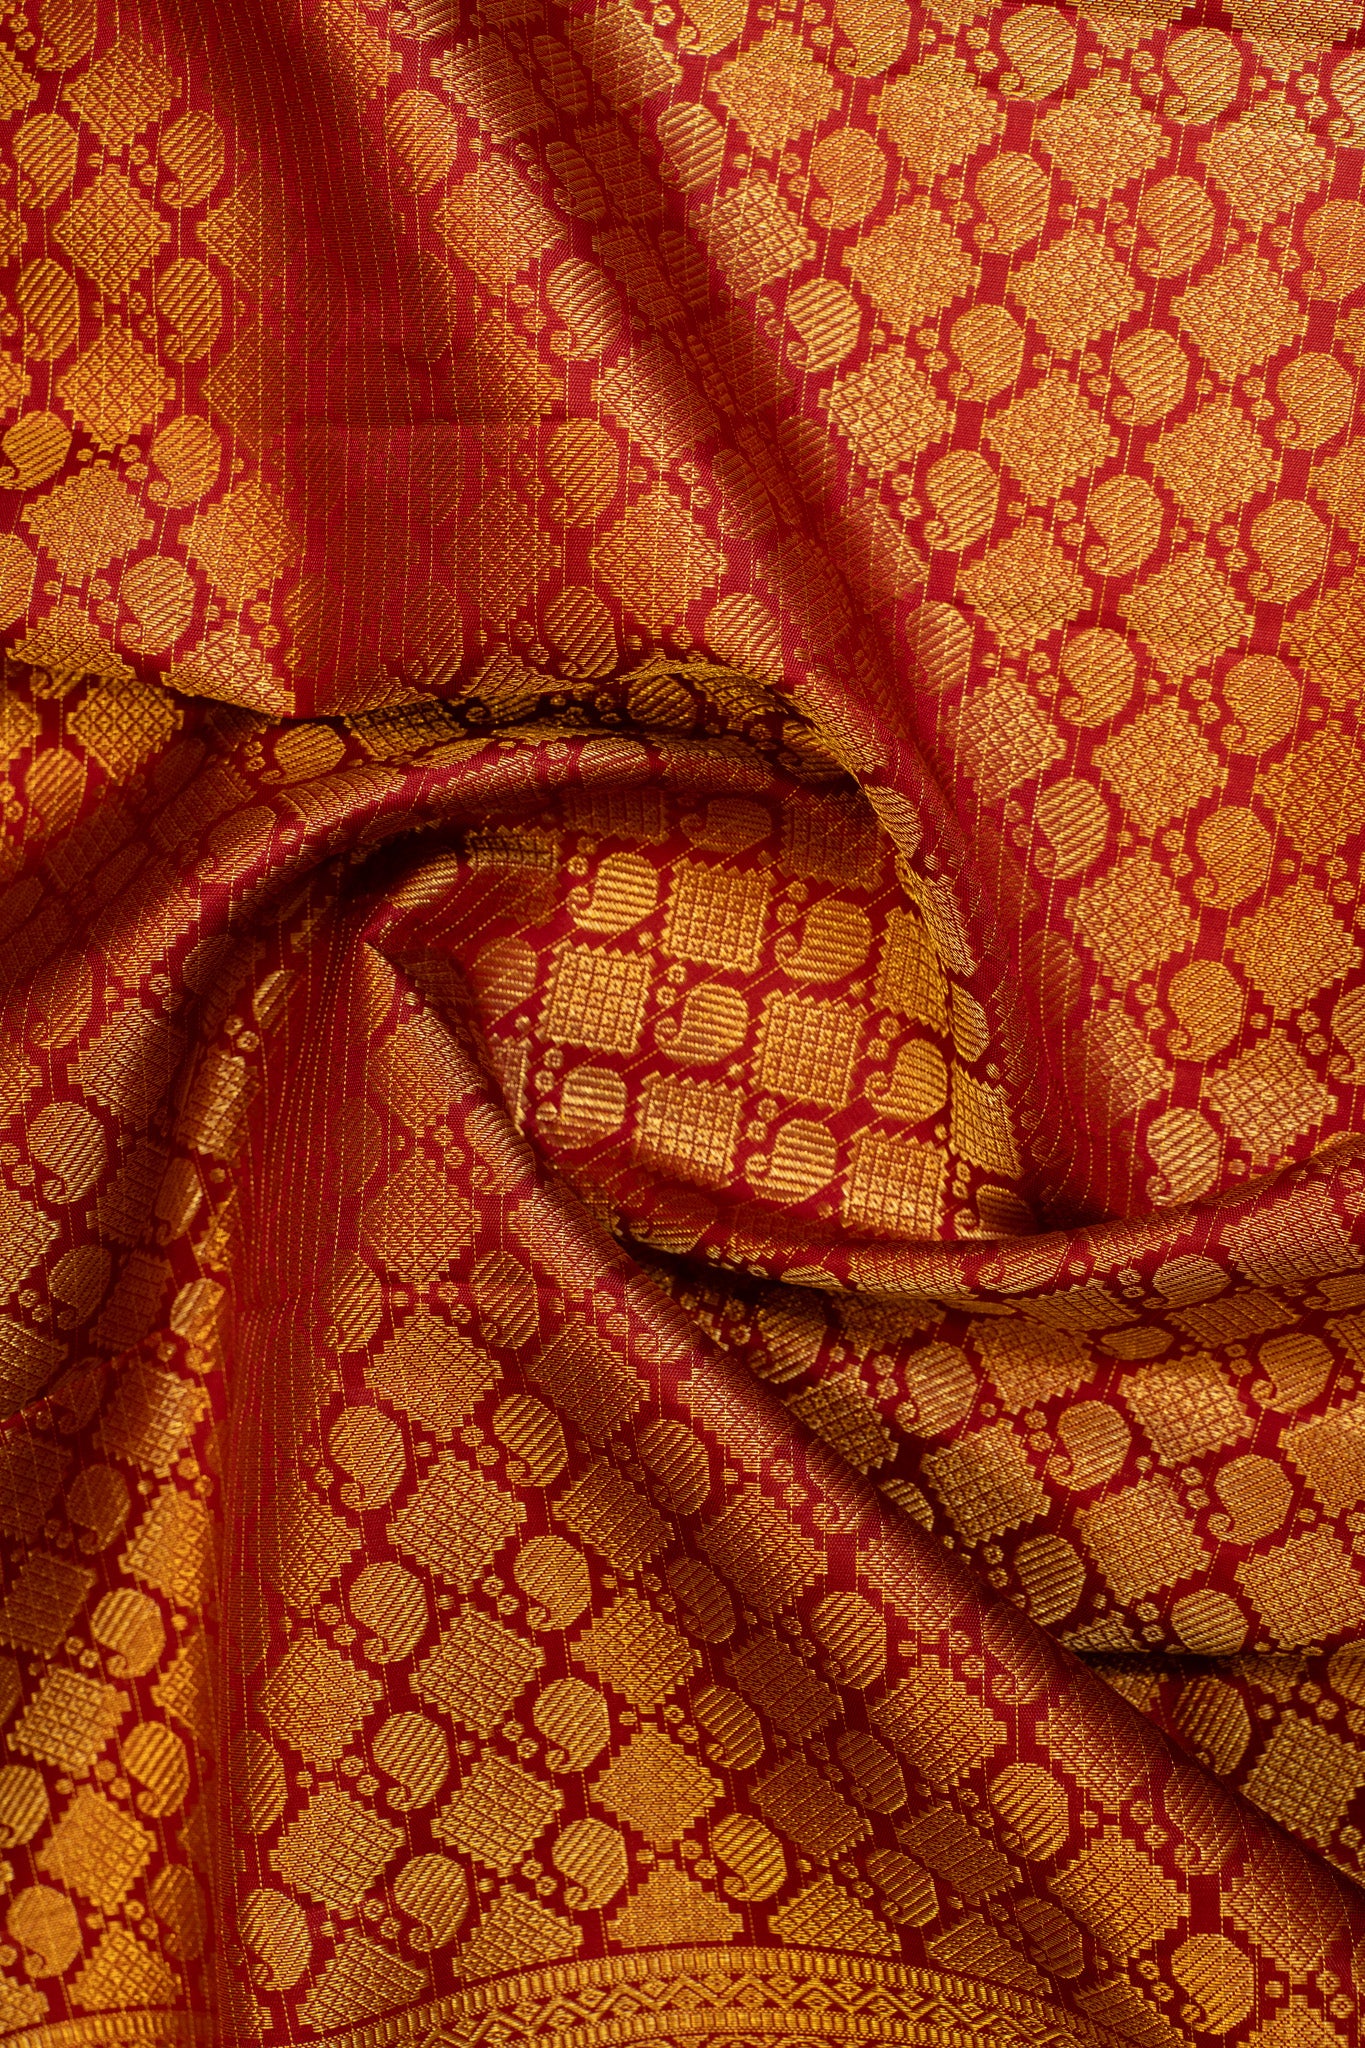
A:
[[0, 1191, 56, 1303], [166, 628, 291, 715], [23, 464, 149, 581], [300, 1933, 423, 2031], [922, 1425, 1045, 1546], [590, 486, 724, 626], [366, 1314, 499, 1435], [1150, 401, 1277, 529], [986, 372, 1117, 501], [1283, 1397, 1365, 1513], [959, 522, 1088, 647], [845, 1129, 946, 1235], [259, 1635, 382, 1767], [36, 1787, 152, 1910], [1037, 76, 1166, 204], [701, 1487, 821, 1618], [1070, 850, 1197, 984], [555, 1459, 668, 1572], [415, 1608, 543, 1734], [56, 325, 173, 449], [755, 993, 863, 1108], [771, 1873, 898, 1955], [261, 1484, 358, 1610], [1080, 1479, 1204, 1606], [1174, 251, 1305, 383], [1229, 879, 1359, 1015], [300, 1934, 426, 2034], [872, 1658, 1008, 1786], [1258, 726, 1365, 857], [65, 671, 179, 776], [698, 174, 814, 297], [53, 167, 169, 296], [785, 1372, 895, 1474], [1245, 1714, 1365, 1848], [1095, 700, 1223, 833], [609, 1865, 742, 1948], [120, 1484, 216, 1608], [574, 1593, 699, 1707], [1051, 1834, 1183, 1957], [901, 1803, 1017, 1900], [11, 1666, 124, 1771], [952, 672, 1064, 802], [713, 29, 838, 151], [828, 351, 953, 476], [152, 1630, 213, 1744], [727, 1632, 839, 1739], [391, 1456, 525, 1589], [878, 54, 1004, 177], [1010, 227, 1142, 356], [1237, 1526, 1365, 1647], [436, 1752, 562, 1872], [270, 1785, 401, 1907], [1120, 553, 1251, 674], [1206, 1030, 1334, 1158], [200, 325, 298, 454], [1283, 577, 1365, 698], [73, 1926, 178, 2011], [459, 1890, 581, 1980], [1205, 101, 1328, 228], [593, 1727, 721, 1845], [63, 37, 177, 148], [434, 160, 558, 295], [184, 479, 298, 607], [845, 201, 978, 334], [199, 171, 288, 290], [95, 1359, 208, 1475]]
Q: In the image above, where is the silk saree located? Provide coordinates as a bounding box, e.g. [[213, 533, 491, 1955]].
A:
[[1, 0, 1365, 2038]]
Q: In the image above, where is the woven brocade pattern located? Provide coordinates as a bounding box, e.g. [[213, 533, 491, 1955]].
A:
[[2, 0, 1365, 2042]]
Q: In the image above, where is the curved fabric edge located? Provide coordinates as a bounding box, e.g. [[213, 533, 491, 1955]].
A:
[[247, 1947, 1130, 2048]]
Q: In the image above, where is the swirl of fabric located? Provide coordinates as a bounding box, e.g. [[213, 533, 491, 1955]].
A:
[[3, 0, 1365, 2039]]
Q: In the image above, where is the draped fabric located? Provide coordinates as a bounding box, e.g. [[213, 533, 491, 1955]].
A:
[[5, 0, 1365, 2039]]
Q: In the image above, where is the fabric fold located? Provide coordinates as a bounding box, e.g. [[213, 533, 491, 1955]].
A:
[[6, 0, 1365, 2038]]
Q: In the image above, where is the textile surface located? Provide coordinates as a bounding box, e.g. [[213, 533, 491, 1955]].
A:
[[2, 0, 1365, 2039]]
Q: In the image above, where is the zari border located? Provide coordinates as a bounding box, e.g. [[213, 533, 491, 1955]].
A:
[[335, 1949, 1121, 2048], [0, 1953, 1134, 2048], [0, 2015, 199, 2048]]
